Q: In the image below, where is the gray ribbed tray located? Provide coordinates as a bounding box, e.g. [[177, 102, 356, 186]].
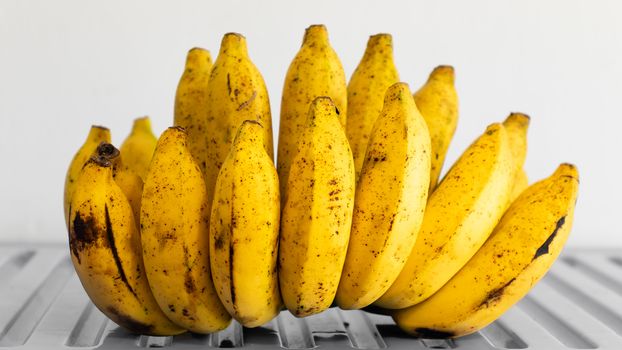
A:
[[0, 244, 621, 349]]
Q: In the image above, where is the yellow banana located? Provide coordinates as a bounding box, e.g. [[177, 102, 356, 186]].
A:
[[346, 34, 399, 180], [68, 154, 184, 336], [511, 168, 529, 201], [174, 48, 212, 177], [393, 164, 579, 338], [95, 143, 143, 226], [336, 83, 431, 310], [376, 122, 514, 309], [278, 24, 347, 202], [502, 113, 531, 200], [209, 120, 281, 327], [205, 33, 274, 217], [64, 125, 110, 225], [140, 127, 231, 333], [119, 117, 157, 180], [413, 66, 458, 192], [279, 97, 355, 317]]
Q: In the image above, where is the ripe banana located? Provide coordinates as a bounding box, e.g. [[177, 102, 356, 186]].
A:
[[376, 122, 514, 309], [174, 48, 212, 177], [278, 24, 347, 202], [64, 125, 110, 225], [68, 153, 184, 336], [502, 113, 531, 200], [205, 33, 274, 216], [279, 97, 355, 317], [140, 127, 231, 333], [346, 34, 399, 181], [393, 163, 579, 338], [209, 120, 281, 327], [336, 83, 431, 310], [413, 66, 458, 192], [95, 143, 143, 225], [119, 117, 157, 180]]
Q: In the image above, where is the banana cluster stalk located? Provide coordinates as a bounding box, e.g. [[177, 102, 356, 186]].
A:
[[336, 82, 431, 310], [205, 33, 274, 216], [140, 127, 231, 333], [64, 125, 110, 225], [278, 25, 347, 202], [393, 164, 579, 338], [279, 97, 355, 317], [347, 34, 399, 181], [209, 120, 281, 327], [377, 122, 515, 309], [68, 146, 184, 336], [174, 48, 213, 179], [413, 66, 459, 192], [119, 117, 157, 180]]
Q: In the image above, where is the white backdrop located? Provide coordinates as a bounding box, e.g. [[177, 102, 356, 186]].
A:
[[0, 0, 620, 246]]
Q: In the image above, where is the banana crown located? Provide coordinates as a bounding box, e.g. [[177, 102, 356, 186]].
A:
[[218, 33, 249, 58], [129, 116, 154, 135], [363, 34, 394, 59], [156, 126, 190, 150], [382, 82, 413, 112], [232, 120, 265, 151], [307, 96, 340, 127], [427, 65, 455, 84], [502, 112, 530, 168], [302, 24, 330, 47], [86, 125, 111, 144], [185, 47, 212, 71]]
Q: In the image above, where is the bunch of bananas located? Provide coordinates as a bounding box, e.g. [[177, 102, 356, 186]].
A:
[[64, 25, 579, 339]]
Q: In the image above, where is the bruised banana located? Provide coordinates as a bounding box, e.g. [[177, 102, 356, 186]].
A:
[[64, 125, 110, 225], [279, 97, 355, 317], [347, 34, 400, 181], [413, 66, 458, 192], [205, 33, 274, 214], [140, 127, 231, 333], [174, 48, 212, 178], [119, 117, 157, 180], [209, 120, 281, 327], [95, 143, 143, 225], [502, 113, 531, 201], [376, 122, 514, 309], [278, 24, 347, 202], [393, 164, 579, 338], [336, 83, 431, 310], [68, 153, 184, 336]]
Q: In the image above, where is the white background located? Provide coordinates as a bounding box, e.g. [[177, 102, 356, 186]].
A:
[[0, 0, 620, 246]]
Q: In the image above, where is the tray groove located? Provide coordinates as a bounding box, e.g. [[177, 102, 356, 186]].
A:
[[0, 246, 620, 349]]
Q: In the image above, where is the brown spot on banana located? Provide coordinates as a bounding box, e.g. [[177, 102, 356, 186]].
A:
[[104, 204, 137, 299], [478, 277, 516, 309], [533, 216, 566, 260]]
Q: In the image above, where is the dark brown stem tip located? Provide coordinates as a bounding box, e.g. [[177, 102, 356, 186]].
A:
[[88, 155, 113, 167], [224, 32, 246, 40], [96, 142, 120, 160], [92, 125, 109, 131], [169, 126, 187, 133]]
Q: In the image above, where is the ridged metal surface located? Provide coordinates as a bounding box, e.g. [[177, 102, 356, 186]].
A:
[[0, 245, 621, 349]]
